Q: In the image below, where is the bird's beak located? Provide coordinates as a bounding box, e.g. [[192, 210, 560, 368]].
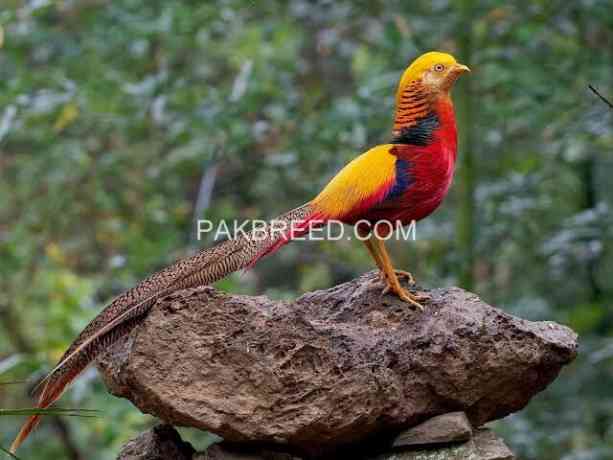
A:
[[453, 63, 471, 74]]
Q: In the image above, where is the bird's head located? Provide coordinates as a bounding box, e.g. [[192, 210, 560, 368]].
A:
[[396, 51, 470, 103]]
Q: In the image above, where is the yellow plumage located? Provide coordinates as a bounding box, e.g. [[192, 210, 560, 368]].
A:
[[312, 144, 397, 218]]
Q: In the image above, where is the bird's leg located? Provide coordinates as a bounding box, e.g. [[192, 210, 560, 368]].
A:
[[362, 236, 385, 272], [371, 236, 428, 310], [361, 232, 391, 289], [361, 233, 415, 285]]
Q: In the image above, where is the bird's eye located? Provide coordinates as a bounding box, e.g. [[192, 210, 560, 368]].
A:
[[433, 64, 445, 72]]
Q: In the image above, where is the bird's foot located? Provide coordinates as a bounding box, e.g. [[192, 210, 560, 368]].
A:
[[378, 269, 416, 285], [382, 283, 429, 311], [394, 269, 416, 285]]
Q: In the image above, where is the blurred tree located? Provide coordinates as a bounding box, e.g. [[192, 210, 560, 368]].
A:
[[455, 0, 477, 289]]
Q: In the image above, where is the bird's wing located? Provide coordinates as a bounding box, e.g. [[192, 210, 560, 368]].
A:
[[311, 144, 403, 219]]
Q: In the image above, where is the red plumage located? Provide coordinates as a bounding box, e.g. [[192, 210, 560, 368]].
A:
[[348, 98, 457, 231]]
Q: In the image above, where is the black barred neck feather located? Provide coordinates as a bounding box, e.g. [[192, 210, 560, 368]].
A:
[[392, 79, 441, 146], [393, 81, 430, 126], [391, 111, 440, 146]]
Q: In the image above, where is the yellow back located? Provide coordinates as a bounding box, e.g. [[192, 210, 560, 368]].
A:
[[312, 145, 397, 218]]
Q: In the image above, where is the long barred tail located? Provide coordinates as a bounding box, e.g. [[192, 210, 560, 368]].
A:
[[10, 203, 319, 454]]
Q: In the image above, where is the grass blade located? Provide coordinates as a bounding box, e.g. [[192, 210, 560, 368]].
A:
[[0, 444, 20, 460], [0, 408, 101, 418]]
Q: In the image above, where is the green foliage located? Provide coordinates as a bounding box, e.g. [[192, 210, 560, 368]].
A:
[[0, 1, 612, 459]]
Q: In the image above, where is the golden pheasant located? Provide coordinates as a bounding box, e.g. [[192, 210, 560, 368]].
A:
[[11, 51, 469, 453]]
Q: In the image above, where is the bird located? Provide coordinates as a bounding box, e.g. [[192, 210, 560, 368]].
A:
[[10, 51, 469, 453]]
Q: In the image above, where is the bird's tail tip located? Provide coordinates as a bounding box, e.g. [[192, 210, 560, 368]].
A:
[[10, 376, 66, 453], [10, 413, 42, 454]]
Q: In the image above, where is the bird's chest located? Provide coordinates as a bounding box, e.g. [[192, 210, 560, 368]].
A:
[[392, 138, 457, 222]]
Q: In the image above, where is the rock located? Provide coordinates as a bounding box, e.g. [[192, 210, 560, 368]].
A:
[[372, 428, 514, 460], [473, 429, 515, 460], [118, 424, 514, 460], [201, 444, 300, 460], [116, 425, 195, 460], [392, 412, 472, 447], [371, 442, 474, 460], [98, 271, 577, 457]]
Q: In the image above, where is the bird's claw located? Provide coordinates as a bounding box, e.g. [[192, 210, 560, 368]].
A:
[[382, 284, 427, 311], [379, 269, 416, 285], [394, 269, 416, 285], [396, 288, 426, 311]]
